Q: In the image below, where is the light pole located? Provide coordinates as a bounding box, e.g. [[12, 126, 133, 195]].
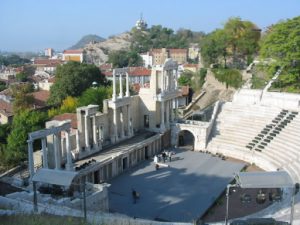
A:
[[225, 183, 238, 225]]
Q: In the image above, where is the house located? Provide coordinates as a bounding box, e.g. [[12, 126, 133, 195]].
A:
[[104, 67, 151, 87], [183, 64, 199, 73], [33, 58, 63, 74], [142, 48, 188, 66], [0, 99, 13, 124], [62, 49, 84, 63]]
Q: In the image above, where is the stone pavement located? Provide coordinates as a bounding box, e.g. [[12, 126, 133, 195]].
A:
[[108, 148, 245, 222]]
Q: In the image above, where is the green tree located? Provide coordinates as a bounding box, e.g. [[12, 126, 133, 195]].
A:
[[178, 71, 193, 86], [78, 86, 112, 111], [201, 17, 260, 68], [16, 72, 28, 82], [48, 96, 79, 118], [260, 16, 300, 91], [6, 110, 48, 164], [48, 61, 107, 105], [108, 50, 143, 68]]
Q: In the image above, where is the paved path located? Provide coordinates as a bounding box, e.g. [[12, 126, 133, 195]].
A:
[[108, 148, 245, 222]]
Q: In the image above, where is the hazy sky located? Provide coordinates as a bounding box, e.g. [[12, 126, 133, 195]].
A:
[[0, 0, 299, 52]]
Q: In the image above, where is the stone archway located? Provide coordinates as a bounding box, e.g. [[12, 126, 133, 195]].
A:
[[177, 130, 195, 150]]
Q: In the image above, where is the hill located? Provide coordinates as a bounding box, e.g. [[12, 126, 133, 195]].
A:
[[69, 34, 105, 50], [84, 32, 132, 65]]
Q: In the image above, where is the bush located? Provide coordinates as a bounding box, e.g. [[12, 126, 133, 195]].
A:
[[212, 68, 243, 88]]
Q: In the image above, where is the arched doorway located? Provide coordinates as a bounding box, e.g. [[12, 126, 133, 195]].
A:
[[177, 130, 195, 150]]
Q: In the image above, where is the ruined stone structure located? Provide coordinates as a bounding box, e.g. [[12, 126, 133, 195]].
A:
[[27, 59, 182, 187]]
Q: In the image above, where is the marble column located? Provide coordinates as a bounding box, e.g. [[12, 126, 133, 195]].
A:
[[127, 105, 131, 136], [65, 130, 73, 171], [93, 115, 97, 149], [171, 99, 175, 122], [27, 140, 34, 180], [119, 74, 123, 98], [161, 71, 164, 93], [120, 108, 125, 139], [98, 125, 103, 146], [175, 98, 178, 120], [41, 138, 48, 169], [76, 130, 80, 152], [126, 72, 130, 97], [112, 70, 117, 101], [113, 108, 118, 143], [84, 114, 90, 150], [166, 100, 170, 128], [54, 133, 61, 170], [160, 101, 165, 130]]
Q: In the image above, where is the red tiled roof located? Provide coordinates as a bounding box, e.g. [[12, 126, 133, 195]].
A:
[[103, 71, 113, 76], [128, 67, 151, 76], [53, 113, 78, 129], [63, 49, 83, 54], [103, 67, 151, 77], [34, 59, 62, 66], [184, 64, 198, 68], [169, 49, 187, 54], [0, 99, 13, 116], [99, 63, 112, 71], [31, 90, 50, 107], [48, 77, 56, 83]]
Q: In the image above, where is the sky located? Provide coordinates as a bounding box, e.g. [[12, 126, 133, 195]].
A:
[[0, 0, 299, 52]]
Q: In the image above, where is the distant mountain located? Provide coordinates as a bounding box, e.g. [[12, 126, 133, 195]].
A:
[[69, 34, 105, 50]]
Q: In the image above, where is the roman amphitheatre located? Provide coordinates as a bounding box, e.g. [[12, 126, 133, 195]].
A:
[[0, 60, 300, 225]]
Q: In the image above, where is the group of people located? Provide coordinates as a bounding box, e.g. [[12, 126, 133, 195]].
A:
[[153, 150, 174, 170]]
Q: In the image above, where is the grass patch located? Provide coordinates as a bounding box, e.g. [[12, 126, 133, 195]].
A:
[[212, 68, 243, 88]]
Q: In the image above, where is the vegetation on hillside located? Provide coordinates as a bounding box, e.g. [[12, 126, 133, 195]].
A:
[[212, 68, 243, 88], [108, 50, 143, 68], [178, 68, 207, 91], [201, 17, 260, 68], [259, 16, 300, 92]]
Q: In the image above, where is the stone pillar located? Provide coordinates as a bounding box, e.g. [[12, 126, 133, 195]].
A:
[[41, 138, 48, 169], [120, 108, 125, 139], [127, 105, 132, 136], [126, 72, 130, 97], [65, 130, 73, 171], [54, 133, 61, 170], [161, 70, 164, 93], [119, 74, 123, 98], [160, 101, 165, 130], [112, 70, 117, 101], [175, 98, 178, 120], [27, 140, 34, 180], [166, 100, 170, 128], [112, 108, 118, 143], [93, 115, 98, 149], [84, 114, 90, 150], [76, 129, 80, 152], [171, 99, 175, 122]]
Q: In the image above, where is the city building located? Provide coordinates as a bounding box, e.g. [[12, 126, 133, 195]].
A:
[[0, 99, 13, 124], [142, 48, 188, 66], [44, 48, 54, 58], [188, 43, 200, 61], [104, 67, 151, 87], [63, 49, 85, 63], [33, 58, 63, 74]]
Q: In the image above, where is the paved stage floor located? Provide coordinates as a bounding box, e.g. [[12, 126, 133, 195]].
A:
[[108, 148, 245, 222]]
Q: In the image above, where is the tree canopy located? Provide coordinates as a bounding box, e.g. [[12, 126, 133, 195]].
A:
[[259, 16, 300, 91], [6, 110, 48, 164], [78, 86, 112, 111], [48, 61, 107, 105], [201, 17, 260, 68], [108, 50, 143, 68]]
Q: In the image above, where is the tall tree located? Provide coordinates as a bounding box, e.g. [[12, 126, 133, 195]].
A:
[[260, 16, 300, 89], [6, 110, 47, 164], [48, 61, 107, 105]]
